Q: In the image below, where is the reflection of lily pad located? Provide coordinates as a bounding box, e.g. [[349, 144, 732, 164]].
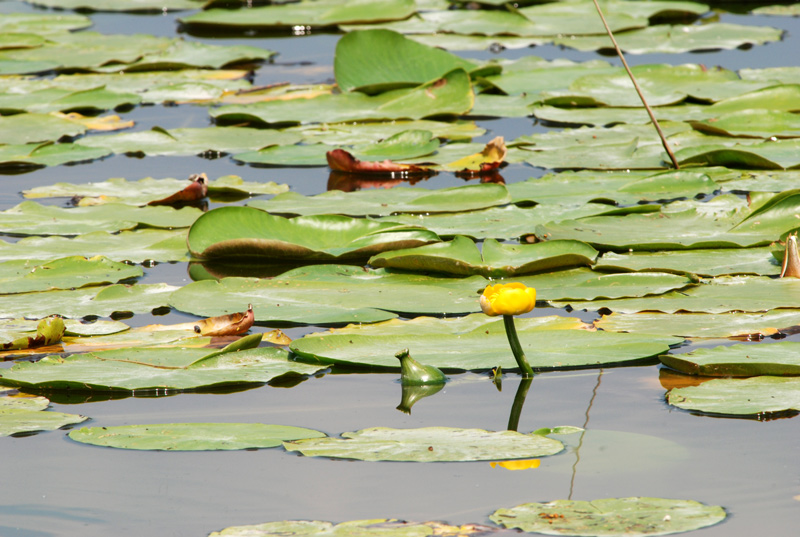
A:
[[490, 497, 726, 536], [667, 376, 800, 416], [284, 427, 564, 462], [68, 423, 326, 451]]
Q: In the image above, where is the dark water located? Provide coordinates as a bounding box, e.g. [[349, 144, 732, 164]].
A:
[[1, 1, 800, 536]]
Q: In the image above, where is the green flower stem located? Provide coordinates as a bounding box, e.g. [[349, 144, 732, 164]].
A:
[[503, 314, 534, 377]]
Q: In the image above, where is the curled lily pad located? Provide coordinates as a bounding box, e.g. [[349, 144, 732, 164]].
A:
[[187, 206, 440, 262], [68, 423, 326, 451], [667, 376, 800, 416], [490, 497, 726, 536], [283, 426, 564, 462], [1, 316, 64, 351]]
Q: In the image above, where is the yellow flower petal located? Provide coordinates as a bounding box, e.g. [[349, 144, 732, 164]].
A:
[[480, 283, 536, 316]]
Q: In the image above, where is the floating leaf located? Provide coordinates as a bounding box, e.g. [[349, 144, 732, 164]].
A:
[[187, 206, 439, 262], [661, 341, 800, 377], [250, 183, 510, 217], [0, 406, 87, 436], [68, 423, 326, 451], [0, 112, 86, 144], [0, 142, 110, 168], [595, 248, 780, 277], [290, 313, 681, 371], [209, 519, 495, 537], [490, 497, 726, 536], [677, 137, 800, 170], [23, 0, 206, 12], [438, 136, 506, 173], [0, 256, 142, 294], [369, 236, 598, 277], [0, 13, 92, 34], [0, 86, 141, 114], [667, 376, 800, 416], [0, 336, 325, 392], [0, 316, 64, 351], [284, 426, 564, 462]]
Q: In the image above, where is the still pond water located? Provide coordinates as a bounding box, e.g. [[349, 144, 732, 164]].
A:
[[1, 1, 799, 536]]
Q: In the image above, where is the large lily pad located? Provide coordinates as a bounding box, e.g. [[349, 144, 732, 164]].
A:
[[24, 0, 205, 12], [187, 206, 440, 261], [0, 391, 88, 436], [554, 276, 800, 314], [595, 248, 780, 277], [0, 256, 142, 294], [68, 423, 326, 451], [660, 341, 800, 377], [0, 335, 325, 392], [490, 497, 726, 536], [0, 283, 177, 319], [0, 201, 201, 235], [289, 313, 681, 371], [596, 310, 800, 339], [0, 13, 92, 34], [0, 229, 189, 263], [0, 317, 65, 351], [667, 376, 800, 416], [0, 112, 87, 144], [249, 183, 510, 217], [0, 86, 141, 114], [677, 138, 800, 170], [283, 426, 564, 462], [208, 519, 491, 537], [0, 142, 110, 168], [170, 266, 489, 324], [368, 236, 598, 277], [211, 68, 474, 126]]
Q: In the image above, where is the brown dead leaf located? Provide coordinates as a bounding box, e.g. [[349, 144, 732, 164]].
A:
[[147, 173, 209, 206], [55, 112, 134, 132], [326, 149, 433, 175]]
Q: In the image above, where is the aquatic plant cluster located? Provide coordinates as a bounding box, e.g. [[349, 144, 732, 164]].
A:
[[2, 0, 800, 536]]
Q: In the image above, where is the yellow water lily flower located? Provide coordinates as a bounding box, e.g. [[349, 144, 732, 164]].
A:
[[490, 459, 541, 470], [480, 283, 536, 317]]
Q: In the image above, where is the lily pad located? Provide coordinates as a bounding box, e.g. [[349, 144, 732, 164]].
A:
[[0, 142, 110, 168], [249, 183, 511, 217], [0, 112, 87, 144], [187, 206, 440, 261], [369, 236, 598, 277], [677, 137, 800, 170], [0, 256, 142, 294], [68, 423, 326, 451], [24, 0, 205, 12], [0, 316, 65, 351], [596, 310, 800, 339], [0, 335, 326, 392], [0, 86, 142, 114], [667, 376, 800, 416], [209, 519, 492, 537], [0, 407, 87, 437], [595, 248, 780, 277], [283, 426, 564, 462], [289, 313, 681, 371], [660, 340, 800, 377], [0, 229, 189, 263], [0, 13, 92, 34], [490, 497, 726, 536]]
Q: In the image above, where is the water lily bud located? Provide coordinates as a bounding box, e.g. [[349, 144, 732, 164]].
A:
[[480, 283, 536, 317], [396, 348, 447, 386]]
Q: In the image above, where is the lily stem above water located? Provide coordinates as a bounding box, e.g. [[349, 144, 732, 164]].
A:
[[502, 314, 534, 378]]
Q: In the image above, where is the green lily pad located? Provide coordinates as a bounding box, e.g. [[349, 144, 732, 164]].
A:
[[0, 407, 87, 436], [554, 276, 800, 314], [0, 317, 65, 351], [369, 236, 598, 277], [249, 183, 511, 217], [0, 201, 201, 235], [0, 13, 92, 34], [0, 388, 49, 411], [0, 283, 177, 319], [211, 68, 473, 126], [595, 248, 780, 277], [24, 0, 205, 12], [690, 110, 800, 139], [180, 0, 416, 29], [0, 86, 142, 114], [23, 175, 288, 205], [490, 497, 726, 536], [554, 22, 782, 54], [596, 310, 800, 339], [667, 376, 800, 416], [0, 256, 142, 294], [170, 265, 489, 324], [0, 112, 86, 144], [0, 335, 325, 392], [0, 229, 189, 263], [289, 313, 681, 371], [76, 127, 301, 157], [0, 142, 110, 168], [283, 426, 564, 462], [234, 144, 330, 167], [209, 519, 489, 537], [187, 206, 440, 261], [68, 423, 326, 451], [677, 137, 800, 170], [480, 57, 615, 96], [661, 341, 800, 377], [335, 29, 485, 94]]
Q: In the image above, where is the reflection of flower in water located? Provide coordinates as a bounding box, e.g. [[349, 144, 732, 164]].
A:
[[490, 459, 541, 470], [480, 283, 536, 317]]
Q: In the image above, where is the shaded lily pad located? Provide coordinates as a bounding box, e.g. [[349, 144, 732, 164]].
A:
[[595, 248, 780, 277], [0, 229, 189, 263], [0, 335, 326, 392], [667, 376, 800, 416], [211, 68, 474, 126], [209, 519, 493, 537], [0, 283, 177, 319], [0, 201, 201, 235], [596, 310, 800, 339], [0, 256, 142, 294], [661, 341, 800, 377], [289, 313, 681, 371], [690, 110, 800, 139], [554, 276, 800, 314], [249, 183, 511, 217], [283, 426, 564, 462], [68, 423, 326, 451], [490, 497, 726, 536], [369, 236, 598, 277], [187, 206, 440, 262]]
